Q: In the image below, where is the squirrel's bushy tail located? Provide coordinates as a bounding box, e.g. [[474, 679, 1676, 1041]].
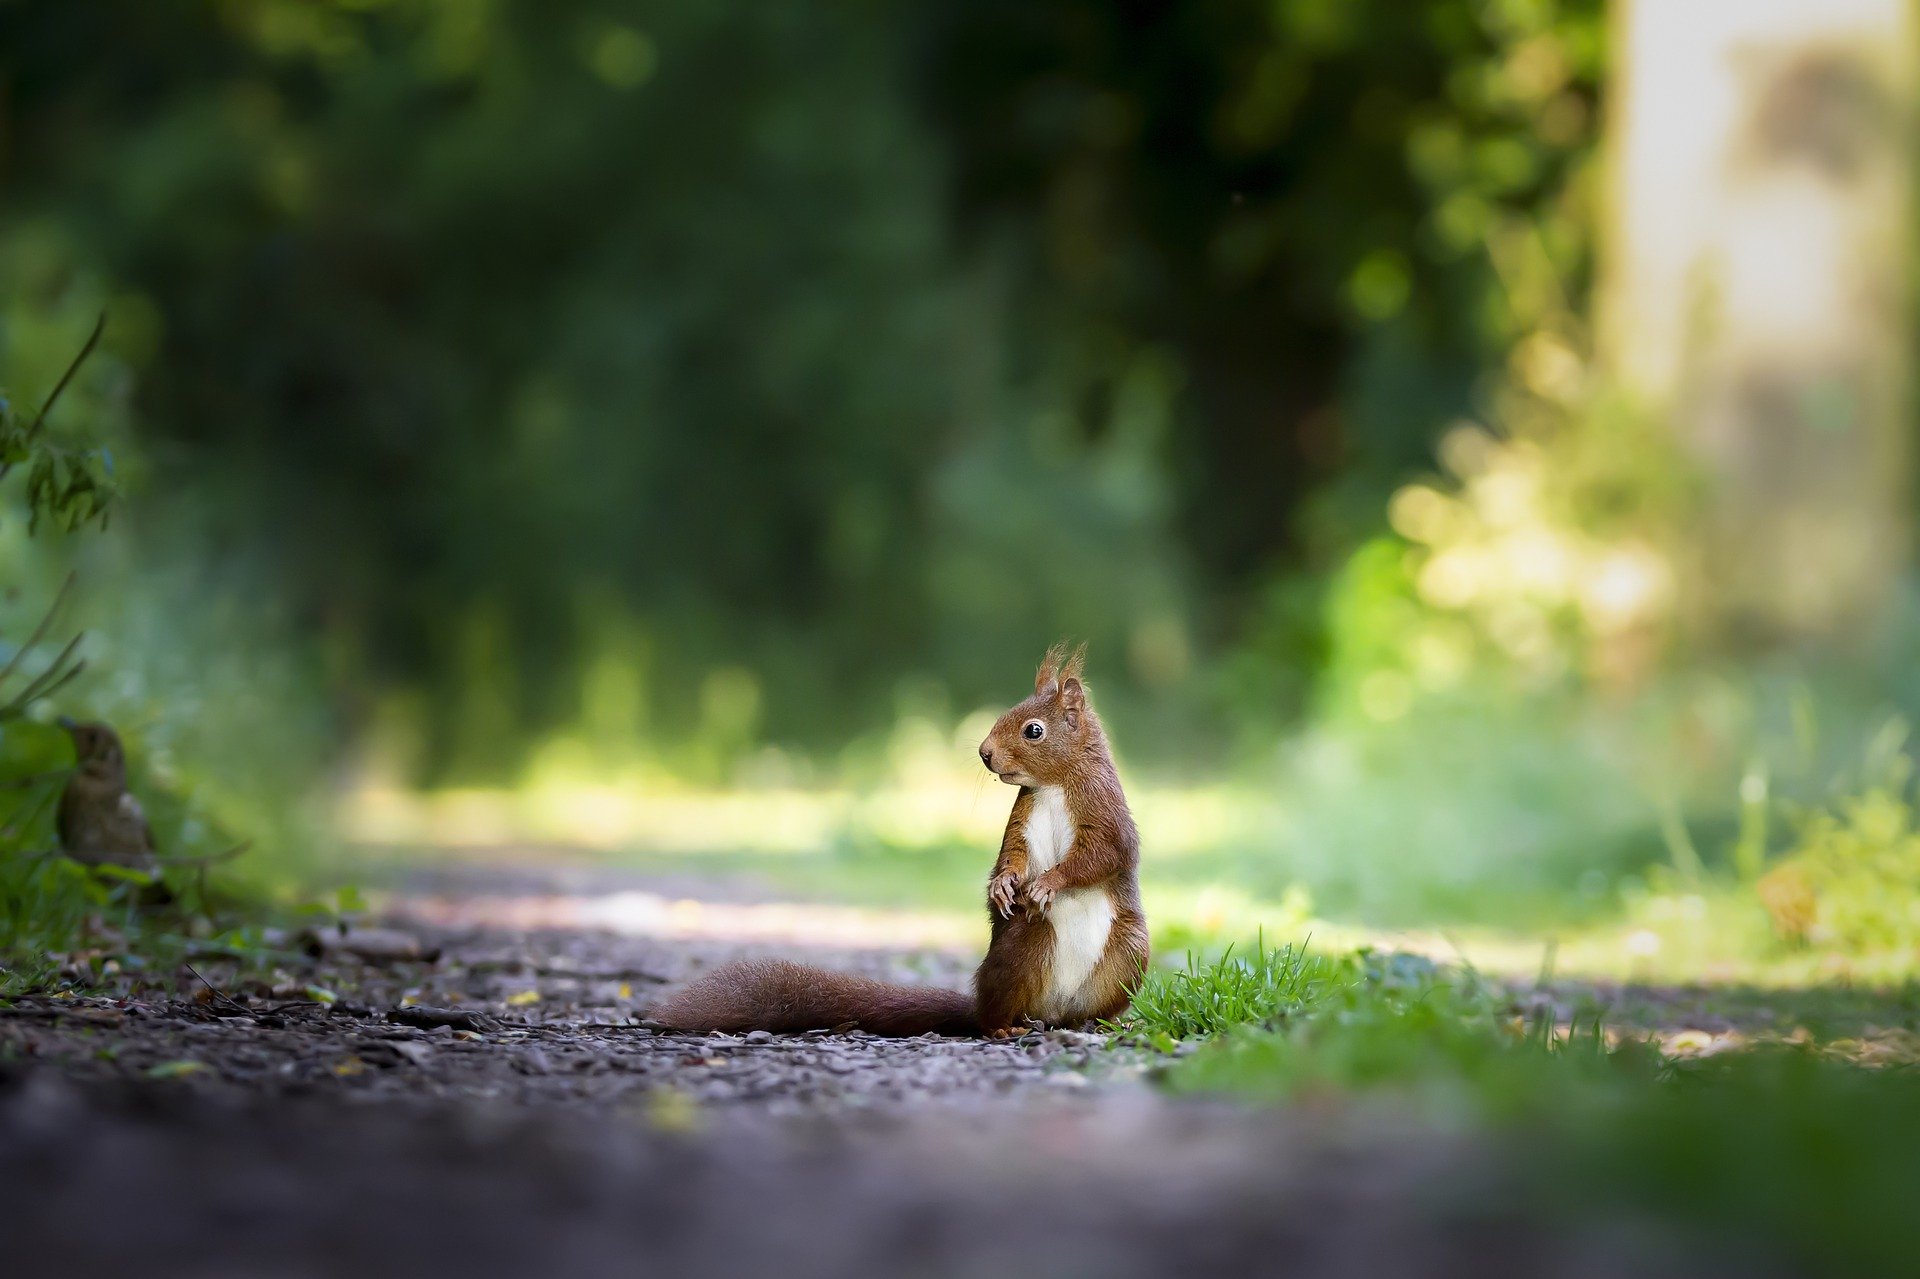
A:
[[652, 958, 979, 1037]]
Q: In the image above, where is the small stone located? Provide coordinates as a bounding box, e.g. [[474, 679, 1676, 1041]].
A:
[[388, 1040, 432, 1067], [745, 1030, 773, 1044], [1045, 1029, 1106, 1048]]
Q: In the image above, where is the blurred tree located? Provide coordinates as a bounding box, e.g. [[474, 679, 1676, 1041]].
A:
[[911, 0, 1605, 731], [1604, 0, 1915, 644], [914, 0, 1604, 578], [6, 0, 1054, 774], [0, 0, 1605, 777]]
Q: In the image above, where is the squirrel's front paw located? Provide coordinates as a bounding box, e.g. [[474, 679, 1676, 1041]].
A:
[[988, 871, 1022, 918], [1022, 875, 1058, 914]]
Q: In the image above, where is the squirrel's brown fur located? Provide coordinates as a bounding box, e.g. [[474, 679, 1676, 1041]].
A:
[[650, 957, 977, 1035], [652, 644, 1149, 1038]]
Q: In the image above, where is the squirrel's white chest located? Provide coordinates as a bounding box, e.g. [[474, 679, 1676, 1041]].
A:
[[1023, 786, 1074, 875], [1023, 786, 1113, 1021]]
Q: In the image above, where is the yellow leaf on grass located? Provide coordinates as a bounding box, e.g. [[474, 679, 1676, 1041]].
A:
[[333, 1056, 366, 1077], [506, 990, 541, 1007]]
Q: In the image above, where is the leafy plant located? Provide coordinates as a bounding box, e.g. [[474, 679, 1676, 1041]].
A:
[[1755, 752, 1920, 954], [0, 318, 178, 976], [0, 314, 118, 537], [0, 317, 121, 732], [1119, 937, 1354, 1045]]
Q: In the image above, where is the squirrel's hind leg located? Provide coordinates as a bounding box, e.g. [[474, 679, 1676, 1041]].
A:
[[975, 913, 1052, 1034]]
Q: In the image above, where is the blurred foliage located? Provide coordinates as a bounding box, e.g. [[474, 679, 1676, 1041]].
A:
[[0, 316, 163, 957], [1157, 938, 1920, 1276], [0, 276, 332, 968], [920, 0, 1608, 734], [1759, 783, 1920, 955], [920, 0, 1605, 573], [0, 316, 118, 538], [11, 0, 1918, 969], [0, 0, 1604, 780]]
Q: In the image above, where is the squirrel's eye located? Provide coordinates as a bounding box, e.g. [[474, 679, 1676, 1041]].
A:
[[1022, 720, 1046, 741]]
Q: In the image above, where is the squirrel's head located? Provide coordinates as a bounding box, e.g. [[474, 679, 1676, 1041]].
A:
[[978, 642, 1093, 788], [59, 716, 127, 781]]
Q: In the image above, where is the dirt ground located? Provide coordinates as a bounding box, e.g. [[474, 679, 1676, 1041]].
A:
[[0, 861, 1786, 1278]]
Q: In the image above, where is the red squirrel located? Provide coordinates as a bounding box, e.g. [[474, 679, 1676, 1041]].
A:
[[653, 643, 1149, 1037]]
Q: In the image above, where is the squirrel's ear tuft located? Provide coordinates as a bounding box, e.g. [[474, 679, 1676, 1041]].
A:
[[1035, 640, 1069, 695], [1036, 640, 1086, 695], [1060, 642, 1087, 686]]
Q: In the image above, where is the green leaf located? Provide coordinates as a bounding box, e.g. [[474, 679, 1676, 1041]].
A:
[[91, 864, 155, 886], [145, 1059, 207, 1079]]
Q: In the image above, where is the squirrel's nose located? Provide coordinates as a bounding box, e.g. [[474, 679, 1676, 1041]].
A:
[[979, 743, 995, 771]]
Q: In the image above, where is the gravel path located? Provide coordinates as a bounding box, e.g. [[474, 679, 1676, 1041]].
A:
[[0, 863, 1772, 1278], [0, 923, 1112, 1114]]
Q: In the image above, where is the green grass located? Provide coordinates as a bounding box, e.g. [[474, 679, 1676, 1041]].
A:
[[0, 845, 334, 999], [1116, 936, 1353, 1044], [1133, 937, 1920, 1274], [1159, 953, 1618, 1105], [1, 854, 178, 990]]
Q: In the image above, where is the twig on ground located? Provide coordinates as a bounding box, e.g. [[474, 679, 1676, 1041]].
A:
[[388, 1004, 500, 1033], [182, 961, 250, 1014]]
